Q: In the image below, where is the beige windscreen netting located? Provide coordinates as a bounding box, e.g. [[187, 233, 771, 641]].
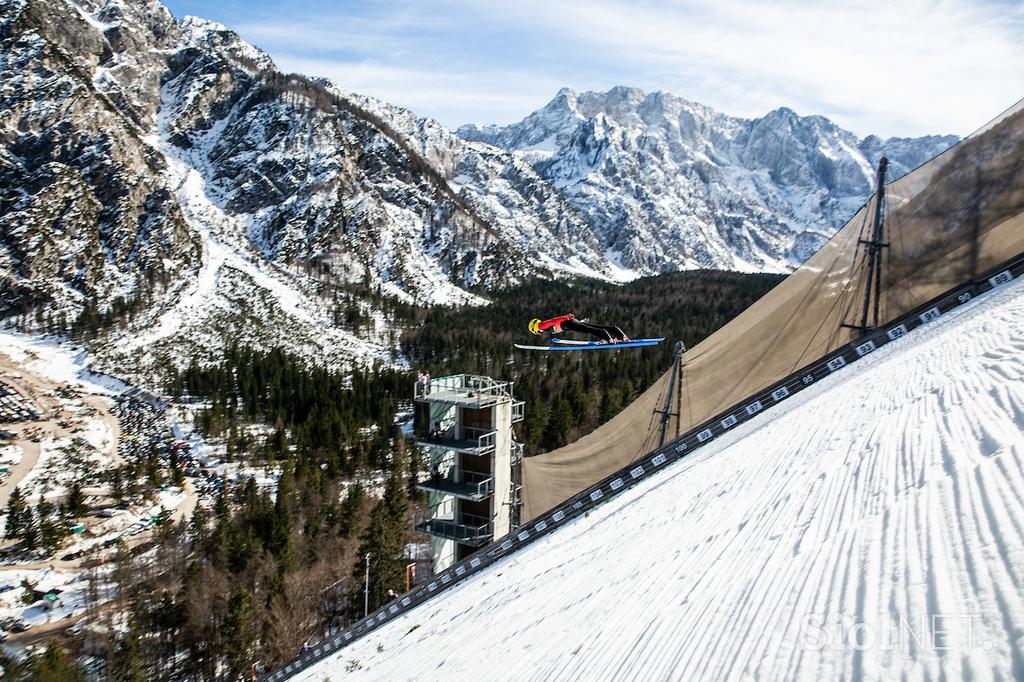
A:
[[522, 100, 1024, 521]]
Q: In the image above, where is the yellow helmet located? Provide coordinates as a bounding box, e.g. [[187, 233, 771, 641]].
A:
[[528, 318, 542, 335]]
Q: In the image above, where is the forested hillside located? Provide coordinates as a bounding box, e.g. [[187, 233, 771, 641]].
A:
[[168, 349, 412, 476], [174, 270, 783, 461], [54, 270, 780, 676], [404, 270, 784, 452]]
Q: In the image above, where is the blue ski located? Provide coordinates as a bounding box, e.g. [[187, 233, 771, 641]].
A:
[[515, 338, 663, 351], [550, 337, 664, 346]]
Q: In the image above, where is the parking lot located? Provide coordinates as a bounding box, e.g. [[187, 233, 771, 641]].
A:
[[0, 340, 210, 652], [111, 395, 202, 521], [0, 382, 40, 423], [111, 394, 194, 480]]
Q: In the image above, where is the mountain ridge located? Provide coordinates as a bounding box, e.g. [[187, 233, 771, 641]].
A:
[[0, 0, 958, 384], [458, 84, 958, 273]]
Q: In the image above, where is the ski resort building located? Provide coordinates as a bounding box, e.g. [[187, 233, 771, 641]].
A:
[[413, 374, 524, 572]]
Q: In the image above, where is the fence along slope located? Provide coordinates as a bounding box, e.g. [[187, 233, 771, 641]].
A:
[[522, 100, 1024, 520]]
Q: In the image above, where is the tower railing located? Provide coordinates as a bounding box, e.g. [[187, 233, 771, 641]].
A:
[[416, 471, 495, 501], [415, 374, 514, 403], [414, 428, 496, 456], [414, 511, 494, 546], [512, 442, 524, 466]]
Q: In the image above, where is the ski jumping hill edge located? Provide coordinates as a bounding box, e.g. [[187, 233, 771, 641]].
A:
[[262, 250, 1024, 681]]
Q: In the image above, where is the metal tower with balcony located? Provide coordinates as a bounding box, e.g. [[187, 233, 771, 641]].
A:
[[413, 374, 524, 572]]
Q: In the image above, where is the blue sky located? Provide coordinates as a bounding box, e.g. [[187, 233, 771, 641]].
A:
[[163, 0, 1024, 138]]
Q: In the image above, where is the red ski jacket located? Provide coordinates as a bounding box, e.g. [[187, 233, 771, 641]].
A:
[[537, 314, 574, 333]]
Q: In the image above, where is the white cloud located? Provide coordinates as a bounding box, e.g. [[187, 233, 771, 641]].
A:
[[234, 10, 452, 58], [274, 56, 565, 127], [488, 0, 1024, 136], [225, 0, 1024, 137]]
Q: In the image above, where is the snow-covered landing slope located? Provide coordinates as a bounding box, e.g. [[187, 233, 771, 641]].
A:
[[298, 276, 1024, 681]]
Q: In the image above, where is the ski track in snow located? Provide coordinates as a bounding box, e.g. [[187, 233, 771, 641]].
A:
[[297, 276, 1024, 681]]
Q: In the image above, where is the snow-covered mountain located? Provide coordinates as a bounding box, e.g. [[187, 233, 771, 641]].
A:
[[0, 0, 611, 383], [292, 267, 1024, 682], [0, 0, 957, 383], [459, 87, 958, 272]]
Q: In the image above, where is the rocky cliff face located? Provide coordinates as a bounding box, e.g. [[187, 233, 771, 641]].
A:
[[0, 0, 197, 323], [0, 0, 957, 383], [0, 0, 607, 382], [459, 86, 958, 272]]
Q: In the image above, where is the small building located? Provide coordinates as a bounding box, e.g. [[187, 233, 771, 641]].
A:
[[42, 591, 62, 611], [413, 374, 524, 573]]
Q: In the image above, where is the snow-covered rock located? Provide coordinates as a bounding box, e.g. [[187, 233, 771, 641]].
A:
[[0, 0, 957, 385], [459, 86, 958, 273]]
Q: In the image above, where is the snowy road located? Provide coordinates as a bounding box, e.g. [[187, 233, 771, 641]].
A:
[[296, 275, 1024, 681]]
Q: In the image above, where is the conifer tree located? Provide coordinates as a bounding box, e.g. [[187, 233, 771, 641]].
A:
[[223, 585, 257, 678], [66, 481, 87, 518], [541, 398, 572, 450], [354, 472, 406, 613], [37, 496, 64, 553], [169, 448, 184, 487], [21, 512, 39, 551], [189, 503, 209, 547], [29, 641, 83, 681], [111, 467, 124, 502], [146, 445, 162, 487], [112, 625, 146, 682], [338, 483, 365, 538], [4, 486, 27, 540]]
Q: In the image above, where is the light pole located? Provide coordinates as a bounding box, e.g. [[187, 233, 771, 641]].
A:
[[363, 552, 371, 617]]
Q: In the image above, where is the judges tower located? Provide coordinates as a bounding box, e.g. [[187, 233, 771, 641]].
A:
[[413, 374, 524, 572]]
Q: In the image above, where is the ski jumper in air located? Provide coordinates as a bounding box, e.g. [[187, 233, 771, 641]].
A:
[[529, 314, 629, 343]]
